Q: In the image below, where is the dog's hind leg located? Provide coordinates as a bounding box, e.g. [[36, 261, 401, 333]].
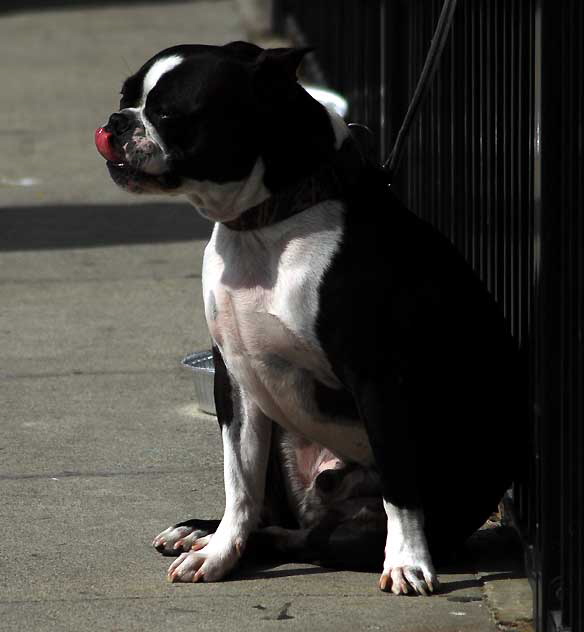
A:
[[245, 509, 386, 570], [154, 507, 386, 571]]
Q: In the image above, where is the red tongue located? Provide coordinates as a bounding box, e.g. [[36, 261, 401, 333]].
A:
[[94, 127, 122, 163]]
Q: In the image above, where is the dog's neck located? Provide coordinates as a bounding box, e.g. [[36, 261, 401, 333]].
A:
[[223, 138, 364, 232]]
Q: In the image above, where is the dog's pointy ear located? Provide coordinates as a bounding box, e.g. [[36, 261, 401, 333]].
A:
[[254, 47, 314, 81], [222, 41, 264, 61]]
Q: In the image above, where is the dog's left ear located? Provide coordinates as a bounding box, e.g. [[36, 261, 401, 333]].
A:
[[255, 47, 314, 81], [223, 40, 264, 60]]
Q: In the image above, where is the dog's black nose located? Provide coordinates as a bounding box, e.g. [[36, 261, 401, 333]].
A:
[[107, 112, 131, 136]]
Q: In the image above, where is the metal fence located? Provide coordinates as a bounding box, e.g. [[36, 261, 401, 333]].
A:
[[273, 1, 583, 630]]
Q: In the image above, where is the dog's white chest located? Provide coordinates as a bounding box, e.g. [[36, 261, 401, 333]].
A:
[[202, 201, 373, 464], [203, 202, 341, 388]]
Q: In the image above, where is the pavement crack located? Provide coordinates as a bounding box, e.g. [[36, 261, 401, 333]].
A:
[[0, 367, 180, 381], [0, 467, 196, 481], [0, 274, 201, 285]]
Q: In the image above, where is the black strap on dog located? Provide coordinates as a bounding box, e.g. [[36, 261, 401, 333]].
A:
[[383, 0, 458, 180], [224, 137, 364, 231]]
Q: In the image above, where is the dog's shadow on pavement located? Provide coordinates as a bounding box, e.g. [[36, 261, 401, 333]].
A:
[[231, 563, 335, 582], [0, 0, 193, 16], [226, 525, 526, 596], [0, 202, 212, 251], [435, 525, 527, 595]]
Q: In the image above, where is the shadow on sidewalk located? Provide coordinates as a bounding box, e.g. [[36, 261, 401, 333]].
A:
[[0, 0, 193, 16], [0, 203, 213, 251]]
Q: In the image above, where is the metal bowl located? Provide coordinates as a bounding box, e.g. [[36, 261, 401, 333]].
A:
[[182, 350, 216, 415]]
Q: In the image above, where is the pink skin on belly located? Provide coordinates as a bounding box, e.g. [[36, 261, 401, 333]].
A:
[[294, 442, 344, 488]]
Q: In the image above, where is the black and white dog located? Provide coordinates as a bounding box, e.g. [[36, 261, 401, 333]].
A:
[[95, 42, 523, 596]]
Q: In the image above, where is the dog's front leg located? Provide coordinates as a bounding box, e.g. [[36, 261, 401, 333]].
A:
[[168, 347, 271, 583], [350, 375, 438, 596]]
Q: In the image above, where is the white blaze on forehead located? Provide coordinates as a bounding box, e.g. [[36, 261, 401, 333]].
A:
[[141, 55, 183, 105]]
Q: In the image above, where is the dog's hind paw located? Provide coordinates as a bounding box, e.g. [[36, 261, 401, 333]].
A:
[[152, 521, 214, 556]]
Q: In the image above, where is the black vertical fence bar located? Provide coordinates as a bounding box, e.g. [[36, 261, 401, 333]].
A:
[[273, 1, 584, 629], [533, 0, 584, 628], [534, 0, 559, 626]]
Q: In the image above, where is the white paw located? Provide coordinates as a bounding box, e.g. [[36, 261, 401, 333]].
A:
[[380, 504, 439, 596], [167, 538, 241, 583], [379, 562, 438, 596], [152, 524, 211, 556]]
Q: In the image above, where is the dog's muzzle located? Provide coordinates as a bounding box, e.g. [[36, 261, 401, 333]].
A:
[[94, 126, 123, 164], [95, 114, 181, 193]]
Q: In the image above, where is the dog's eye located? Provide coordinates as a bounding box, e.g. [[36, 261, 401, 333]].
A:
[[150, 108, 181, 122]]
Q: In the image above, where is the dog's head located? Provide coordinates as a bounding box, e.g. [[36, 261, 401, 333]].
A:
[[95, 42, 346, 222]]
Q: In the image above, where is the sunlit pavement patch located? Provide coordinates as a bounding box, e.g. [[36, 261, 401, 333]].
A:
[[0, 176, 40, 187]]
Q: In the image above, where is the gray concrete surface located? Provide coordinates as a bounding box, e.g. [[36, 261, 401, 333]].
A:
[[0, 2, 530, 630], [0, 0, 243, 207], [0, 206, 506, 632]]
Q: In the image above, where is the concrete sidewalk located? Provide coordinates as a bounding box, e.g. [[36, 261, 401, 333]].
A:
[[0, 0, 244, 207], [0, 202, 511, 632], [0, 2, 530, 631]]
